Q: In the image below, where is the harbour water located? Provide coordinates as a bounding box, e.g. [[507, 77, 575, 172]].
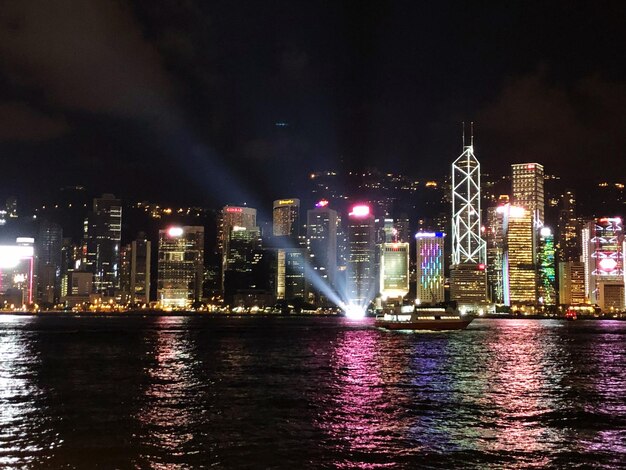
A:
[[1, 315, 625, 468]]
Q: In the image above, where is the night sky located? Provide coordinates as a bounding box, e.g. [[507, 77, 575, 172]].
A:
[[0, 1, 625, 208]]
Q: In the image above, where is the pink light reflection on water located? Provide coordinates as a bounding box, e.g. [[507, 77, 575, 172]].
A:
[[579, 321, 626, 456], [135, 316, 197, 462], [317, 325, 412, 469]]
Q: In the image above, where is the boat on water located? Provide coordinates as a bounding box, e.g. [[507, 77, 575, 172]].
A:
[[375, 305, 473, 331], [564, 308, 577, 321]]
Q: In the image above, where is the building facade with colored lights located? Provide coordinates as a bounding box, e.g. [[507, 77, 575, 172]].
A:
[[537, 227, 556, 305], [157, 226, 205, 308], [415, 233, 445, 304], [582, 217, 624, 311]]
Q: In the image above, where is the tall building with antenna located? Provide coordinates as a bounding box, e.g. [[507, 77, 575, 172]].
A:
[[451, 123, 485, 265], [450, 123, 488, 310]]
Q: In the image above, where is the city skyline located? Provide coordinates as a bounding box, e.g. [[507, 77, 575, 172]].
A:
[[2, 3, 626, 468]]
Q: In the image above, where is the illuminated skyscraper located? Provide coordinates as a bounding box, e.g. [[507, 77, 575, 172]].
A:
[[83, 194, 122, 296], [36, 220, 63, 304], [449, 263, 488, 308], [347, 204, 376, 308], [451, 131, 487, 307], [219, 206, 257, 292], [129, 232, 151, 304], [511, 163, 545, 227], [275, 246, 306, 301], [157, 226, 204, 308], [501, 204, 536, 305], [273, 199, 300, 238], [558, 261, 585, 305], [307, 200, 338, 292], [557, 190, 581, 262], [451, 136, 485, 265], [583, 217, 624, 311], [415, 232, 445, 304], [380, 242, 410, 300], [0, 237, 35, 306], [223, 226, 262, 303], [485, 199, 507, 303], [537, 227, 556, 305]]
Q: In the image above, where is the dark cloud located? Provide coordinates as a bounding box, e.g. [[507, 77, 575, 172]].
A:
[[0, 0, 176, 124], [0, 102, 68, 141], [477, 71, 626, 177]]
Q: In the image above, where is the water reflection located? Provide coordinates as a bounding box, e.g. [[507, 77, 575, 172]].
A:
[[0, 316, 625, 468], [135, 316, 200, 467], [0, 316, 60, 467], [579, 321, 626, 461], [318, 326, 413, 468]]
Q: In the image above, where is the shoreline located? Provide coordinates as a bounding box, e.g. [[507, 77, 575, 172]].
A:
[[0, 311, 625, 321]]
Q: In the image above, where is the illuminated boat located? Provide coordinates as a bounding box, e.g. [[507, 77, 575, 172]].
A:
[[564, 308, 577, 321], [374, 306, 473, 331]]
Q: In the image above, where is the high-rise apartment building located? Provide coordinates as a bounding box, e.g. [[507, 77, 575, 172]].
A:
[[157, 226, 204, 308], [347, 204, 376, 308], [415, 232, 445, 304], [380, 242, 410, 300], [83, 194, 122, 296], [511, 163, 545, 227], [273, 199, 300, 238]]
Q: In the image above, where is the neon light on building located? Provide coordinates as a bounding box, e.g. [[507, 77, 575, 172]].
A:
[[415, 233, 445, 304], [584, 217, 624, 311], [538, 227, 556, 305], [349, 204, 371, 218]]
